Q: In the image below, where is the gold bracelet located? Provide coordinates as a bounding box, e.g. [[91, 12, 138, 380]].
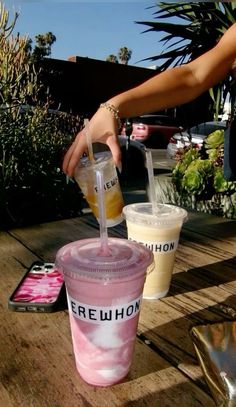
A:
[[100, 102, 122, 130]]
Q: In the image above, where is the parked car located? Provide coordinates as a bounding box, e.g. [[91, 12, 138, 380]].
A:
[[93, 136, 146, 187], [167, 121, 228, 159], [117, 136, 146, 185], [121, 114, 183, 149]]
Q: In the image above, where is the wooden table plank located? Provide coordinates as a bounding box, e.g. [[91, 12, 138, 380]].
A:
[[136, 212, 235, 389], [0, 231, 43, 301], [8, 213, 235, 360], [7, 216, 100, 262], [184, 211, 236, 242], [2, 211, 235, 406], [1, 256, 215, 407], [1, 307, 214, 407], [138, 285, 236, 384]]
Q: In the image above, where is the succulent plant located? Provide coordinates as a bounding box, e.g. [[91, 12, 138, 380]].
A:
[[172, 129, 236, 218]]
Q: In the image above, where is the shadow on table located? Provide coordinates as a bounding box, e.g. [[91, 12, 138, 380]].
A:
[[139, 289, 236, 368], [184, 217, 236, 239], [114, 343, 215, 406], [141, 294, 236, 348], [120, 380, 214, 407], [169, 256, 236, 296], [57, 283, 68, 311], [132, 294, 236, 404]]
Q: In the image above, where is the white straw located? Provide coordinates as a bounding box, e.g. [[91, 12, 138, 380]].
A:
[[146, 150, 158, 213], [95, 169, 109, 254], [84, 119, 94, 163]]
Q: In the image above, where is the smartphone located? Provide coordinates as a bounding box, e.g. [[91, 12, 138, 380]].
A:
[[8, 261, 65, 312]]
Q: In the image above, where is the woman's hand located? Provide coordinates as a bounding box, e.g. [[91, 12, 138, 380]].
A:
[[62, 107, 122, 177]]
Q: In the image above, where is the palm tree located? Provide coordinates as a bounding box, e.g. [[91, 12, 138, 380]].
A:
[[106, 54, 118, 63], [118, 47, 132, 65], [30, 32, 56, 61], [136, 2, 236, 119]]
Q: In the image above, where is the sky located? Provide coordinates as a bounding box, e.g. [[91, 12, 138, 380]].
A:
[[4, 1, 167, 68]]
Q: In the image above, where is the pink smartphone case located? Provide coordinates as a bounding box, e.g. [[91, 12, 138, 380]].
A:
[[9, 262, 64, 312]]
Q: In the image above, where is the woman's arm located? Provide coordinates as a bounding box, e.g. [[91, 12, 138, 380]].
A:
[[63, 23, 236, 176], [111, 33, 236, 117]]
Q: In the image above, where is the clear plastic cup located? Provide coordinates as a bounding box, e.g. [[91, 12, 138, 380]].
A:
[[55, 237, 153, 387], [123, 203, 188, 299], [74, 151, 124, 227]]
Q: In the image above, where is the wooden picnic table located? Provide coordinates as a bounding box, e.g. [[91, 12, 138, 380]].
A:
[[0, 209, 235, 406]]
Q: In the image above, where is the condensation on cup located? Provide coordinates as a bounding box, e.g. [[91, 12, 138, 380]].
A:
[[74, 151, 124, 227], [56, 237, 153, 387], [123, 202, 188, 299]]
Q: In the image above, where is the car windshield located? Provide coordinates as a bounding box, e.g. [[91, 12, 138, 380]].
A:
[[190, 122, 226, 136]]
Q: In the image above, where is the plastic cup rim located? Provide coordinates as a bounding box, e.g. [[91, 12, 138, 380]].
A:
[[123, 202, 188, 227]]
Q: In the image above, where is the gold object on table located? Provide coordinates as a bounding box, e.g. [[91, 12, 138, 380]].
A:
[[190, 321, 236, 407]]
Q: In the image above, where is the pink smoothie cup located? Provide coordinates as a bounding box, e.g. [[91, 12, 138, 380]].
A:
[[56, 237, 153, 387]]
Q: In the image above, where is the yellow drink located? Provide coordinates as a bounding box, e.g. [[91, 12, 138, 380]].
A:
[[75, 152, 124, 227]]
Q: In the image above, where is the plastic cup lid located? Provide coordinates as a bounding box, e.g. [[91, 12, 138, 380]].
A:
[[123, 203, 188, 227], [76, 151, 112, 170], [55, 237, 153, 281]]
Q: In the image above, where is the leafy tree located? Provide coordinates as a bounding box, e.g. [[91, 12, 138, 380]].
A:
[[26, 31, 56, 61], [118, 47, 132, 65], [106, 54, 118, 63], [106, 47, 132, 65], [137, 2, 236, 119]]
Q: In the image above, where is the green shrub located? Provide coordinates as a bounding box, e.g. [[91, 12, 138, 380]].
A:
[[172, 130, 236, 218], [0, 4, 84, 228]]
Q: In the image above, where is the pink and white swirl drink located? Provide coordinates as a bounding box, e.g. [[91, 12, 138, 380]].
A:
[[56, 237, 153, 387]]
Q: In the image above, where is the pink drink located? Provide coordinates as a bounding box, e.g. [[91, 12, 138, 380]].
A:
[[56, 237, 153, 387]]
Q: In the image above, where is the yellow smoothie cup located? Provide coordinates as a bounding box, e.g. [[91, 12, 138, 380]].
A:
[[75, 151, 124, 227]]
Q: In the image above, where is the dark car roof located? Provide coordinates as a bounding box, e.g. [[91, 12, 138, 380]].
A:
[[132, 114, 181, 127], [190, 121, 227, 136]]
